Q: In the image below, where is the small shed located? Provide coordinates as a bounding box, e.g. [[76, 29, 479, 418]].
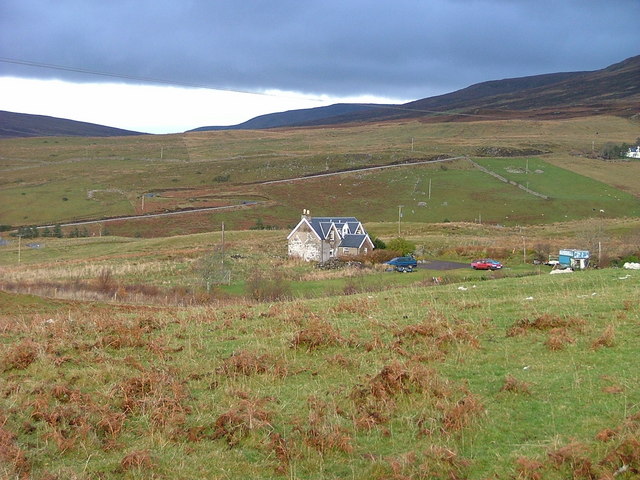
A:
[[559, 249, 590, 270]]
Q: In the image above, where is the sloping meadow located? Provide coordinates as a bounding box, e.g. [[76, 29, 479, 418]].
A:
[[0, 268, 639, 479]]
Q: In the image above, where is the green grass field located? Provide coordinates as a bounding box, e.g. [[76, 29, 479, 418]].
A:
[[1, 267, 638, 479], [1, 115, 639, 478], [1, 116, 639, 230]]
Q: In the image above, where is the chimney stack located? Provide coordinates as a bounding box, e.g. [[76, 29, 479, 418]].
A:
[[302, 208, 310, 220]]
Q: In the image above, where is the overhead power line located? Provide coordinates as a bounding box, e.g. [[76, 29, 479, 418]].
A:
[[0, 56, 273, 96], [0, 56, 489, 118]]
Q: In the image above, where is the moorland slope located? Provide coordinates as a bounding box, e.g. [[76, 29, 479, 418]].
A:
[[0, 110, 145, 138]]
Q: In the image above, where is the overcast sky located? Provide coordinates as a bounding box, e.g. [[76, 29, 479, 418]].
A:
[[1, 1, 638, 134]]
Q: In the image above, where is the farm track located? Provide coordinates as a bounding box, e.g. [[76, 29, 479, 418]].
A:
[[33, 156, 466, 229]]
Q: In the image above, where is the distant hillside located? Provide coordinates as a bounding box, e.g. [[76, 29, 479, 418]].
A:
[[188, 103, 381, 132], [0, 110, 145, 138], [191, 55, 640, 130]]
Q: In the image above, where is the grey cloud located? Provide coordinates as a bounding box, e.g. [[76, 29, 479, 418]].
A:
[[1, 0, 638, 100]]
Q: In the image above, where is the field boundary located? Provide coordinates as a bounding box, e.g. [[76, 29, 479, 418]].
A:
[[468, 158, 550, 199], [258, 155, 466, 185]]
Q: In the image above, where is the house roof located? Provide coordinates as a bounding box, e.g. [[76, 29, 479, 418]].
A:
[[338, 234, 368, 248], [308, 217, 361, 239]]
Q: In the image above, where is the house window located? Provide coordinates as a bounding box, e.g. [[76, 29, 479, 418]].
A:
[[343, 247, 350, 254], [364, 248, 368, 254]]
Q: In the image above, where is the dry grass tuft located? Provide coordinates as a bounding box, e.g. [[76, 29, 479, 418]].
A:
[[440, 394, 484, 434], [591, 325, 616, 350], [507, 314, 586, 337], [350, 361, 454, 431], [394, 311, 481, 351], [596, 428, 618, 442], [2, 339, 38, 371], [266, 432, 293, 475], [547, 442, 597, 478], [119, 449, 155, 471], [368, 446, 471, 480], [330, 297, 377, 315], [545, 327, 576, 351], [295, 396, 353, 454], [500, 375, 532, 394], [212, 397, 273, 446], [0, 413, 30, 477], [600, 435, 640, 473], [217, 349, 288, 377], [113, 371, 191, 428], [291, 318, 343, 350], [515, 456, 545, 480]]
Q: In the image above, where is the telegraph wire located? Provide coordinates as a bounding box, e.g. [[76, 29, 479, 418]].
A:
[[0, 56, 489, 118]]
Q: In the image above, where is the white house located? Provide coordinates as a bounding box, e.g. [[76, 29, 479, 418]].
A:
[[287, 210, 374, 262], [626, 146, 640, 159]]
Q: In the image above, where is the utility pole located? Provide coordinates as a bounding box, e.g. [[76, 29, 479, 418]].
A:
[[160, 146, 164, 160], [428, 178, 432, 199], [141, 194, 145, 212], [221, 222, 225, 268], [17, 234, 21, 263], [411, 138, 414, 152], [398, 205, 404, 236]]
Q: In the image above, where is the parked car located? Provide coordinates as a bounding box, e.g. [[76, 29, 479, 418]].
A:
[[385, 256, 418, 272], [471, 259, 503, 270]]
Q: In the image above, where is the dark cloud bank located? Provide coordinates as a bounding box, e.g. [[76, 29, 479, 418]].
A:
[[1, 0, 638, 100]]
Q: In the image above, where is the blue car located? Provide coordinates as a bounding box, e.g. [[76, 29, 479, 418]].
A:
[[385, 256, 418, 272]]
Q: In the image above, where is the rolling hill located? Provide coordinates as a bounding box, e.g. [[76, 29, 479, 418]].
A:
[[188, 103, 382, 132], [193, 55, 640, 130], [1, 55, 638, 138], [0, 110, 145, 138]]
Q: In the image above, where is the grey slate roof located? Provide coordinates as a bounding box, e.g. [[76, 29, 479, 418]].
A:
[[338, 234, 367, 248], [308, 217, 360, 239]]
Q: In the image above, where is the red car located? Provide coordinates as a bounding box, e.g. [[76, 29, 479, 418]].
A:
[[471, 259, 503, 270]]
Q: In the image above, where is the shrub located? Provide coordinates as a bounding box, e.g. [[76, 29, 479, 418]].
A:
[[600, 142, 631, 160], [352, 249, 402, 265], [246, 270, 291, 302], [96, 268, 116, 294], [371, 236, 387, 249], [386, 238, 416, 256]]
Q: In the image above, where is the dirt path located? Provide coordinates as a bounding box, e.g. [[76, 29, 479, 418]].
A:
[[418, 260, 469, 270]]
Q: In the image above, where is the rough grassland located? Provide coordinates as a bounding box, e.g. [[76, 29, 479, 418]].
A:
[[1, 116, 639, 231], [0, 268, 639, 479]]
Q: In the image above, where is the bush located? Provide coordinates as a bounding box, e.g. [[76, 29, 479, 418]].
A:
[[371, 236, 387, 249], [386, 238, 416, 256], [246, 270, 291, 302], [350, 249, 402, 265], [610, 253, 640, 267], [599, 142, 631, 160]]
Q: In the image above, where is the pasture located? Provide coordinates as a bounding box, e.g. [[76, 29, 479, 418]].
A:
[[1, 266, 639, 479], [1, 116, 639, 232]]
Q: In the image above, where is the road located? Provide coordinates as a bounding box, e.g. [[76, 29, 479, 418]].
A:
[[260, 156, 466, 185]]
